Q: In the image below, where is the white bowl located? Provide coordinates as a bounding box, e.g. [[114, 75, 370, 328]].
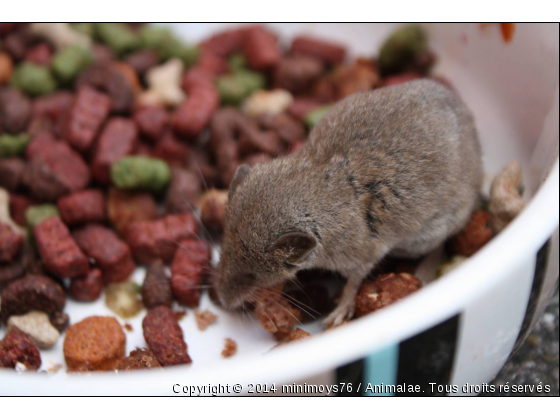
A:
[[2, 23, 559, 396]]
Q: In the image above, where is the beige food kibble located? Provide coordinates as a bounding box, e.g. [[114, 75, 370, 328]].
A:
[[29, 23, 92, 50], [139, 58, 185, 107], [436, 255, 468, 278], [489, 160, 525, 232], [7, 311, 61, 349], [0, 188, 26, 237], [241, 89, 293, 118]]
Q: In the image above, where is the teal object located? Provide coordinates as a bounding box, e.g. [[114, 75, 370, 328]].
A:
[[363, 343, 399, 396]]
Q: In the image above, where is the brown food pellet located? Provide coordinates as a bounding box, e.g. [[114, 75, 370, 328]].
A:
[[0, 158, 26, 191], [142, 306, 191, 367], [0, 52, 14, 86], [152, 130, 190, 167], [243, 26, 282, 71], [252, 285, 303, 341], [106, 187, 159, 234], [57, 189, 106, 226], [165, 167, 201, 214], [355, 272, 422, 317], [63, 316, 126, 372], [448, 210, 494, 257], [124, 50, 160, 76], [290, 36, 346, 66], [0, 329, 42, 371], [221, 338, 237, 358], [62, 86, 111, 152], [171, 239, 212, 307], [0, 87, 31, 134], [49, 312, 69, 333], [23, 139, 91, 201], [194, 309, 218, 331], [0, 221, 24, 263], [133, 106, 168, 141], [0, 274, 66, 324], [274, 56, 324, 94], [92, 117, 138, 184], [73, 223, 135, 283], [124, 323, 133, 332], [125, 213, 199, 264], [141, 259, 172, 309], [117, 347, 161, 371], [24, 43, 53, 67], [275, 328, 312, 348], [34, 216, 89, 279], [69, 268, 104, 302], [199, 189, 228, 234]]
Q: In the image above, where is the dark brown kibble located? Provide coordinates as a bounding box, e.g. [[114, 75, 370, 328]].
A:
[[143, 306, 192, 367], [49, 312, 70, 333], [0, 221, 24, 263], [0, 274, 66, 324], [274, 56, 324, 94], [290, 36, 346, 66], [0, 329, 42, 371], [69, 268, 104, 302], [165, 167, 201, 214], [142, 260, 172, 309], [0, 88, 32, 134], [124, 50, 160, 76], [252, 285, 303, 341], [0, 158, 26, 191]]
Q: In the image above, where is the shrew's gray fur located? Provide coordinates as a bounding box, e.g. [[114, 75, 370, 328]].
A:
[[216, 79, 483, 325]]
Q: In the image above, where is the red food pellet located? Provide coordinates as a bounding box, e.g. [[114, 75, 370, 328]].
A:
[[24, 43, 53, 66], [290, 36, 346, 66], [63, 86, 111, 152], [172, 83, 220, 139], [92, 117, 138, 184], [133, 106, 168, 141], [152, 130, 190, 167], [243, 26, 282, 71], [0, 221, 24, 263], [170, 239, 212, 307], [33, 91, 74, 120], [8, 193, 33, 227], [69, 268, 104, 302], [200, 28, 246, 57], [143, 306, 192, 366], [57, 189, 106, 226], [125, 213, 199, 264], [73, 224, 135, 283], [24, 139, 91, 201], [34, 216, 89, 279]]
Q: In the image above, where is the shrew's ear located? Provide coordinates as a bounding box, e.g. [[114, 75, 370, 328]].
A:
[[229, 164, 251, 200], [267, 232, 317, 266]]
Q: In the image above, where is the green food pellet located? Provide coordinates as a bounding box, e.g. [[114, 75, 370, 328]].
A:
[[10, 63, 57, 96], [0, 133, 30, 158], [160, 39, 199, 67], [216, 70, 266, 105], [140, 26, 198, 67], [71, 23, 95, 37], [378, 24, 427, 75], [228, 54, 246, 72], [51, 46, 93, 84], [139, 26, 174, 50], [110, 156, 171, 192], [94, 23, 140, 56], [303, 106, 330, 129], [25, 204, 60, 229]]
